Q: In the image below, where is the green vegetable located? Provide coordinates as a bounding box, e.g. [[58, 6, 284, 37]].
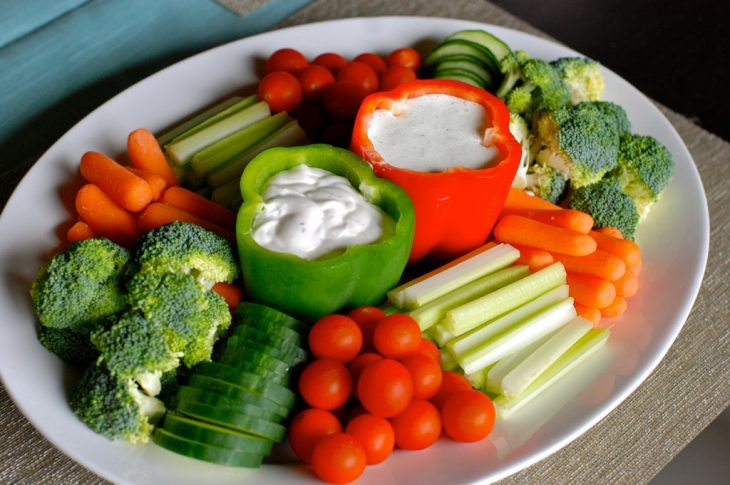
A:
[[37, 326, 99, 367], [70, 364, 165, 443], [161, 412, 274, 454], [495, 52, 571, 116], [153, 428, 265, 468], [569, 177, 639, 239], [157, 96, 245, 146], [615, 133, 675, 218], [533, 101, 620, 188], [550, 57, 605, 104], [509, 112, 533, 190], [237, 144, 415, 322], [173, 401, 286, 442], [524, 163, 567, 203], [594, 101, 631, 134]]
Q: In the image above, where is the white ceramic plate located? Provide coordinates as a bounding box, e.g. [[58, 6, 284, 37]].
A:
[[0, 17, 709, 484]]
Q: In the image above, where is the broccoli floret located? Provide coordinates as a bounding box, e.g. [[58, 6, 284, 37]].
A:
[[569, 178, 639, 239], [593, 101, 631, 134], [534, 102, 620, 188], [38, 326, 99, 367], [128, 271, 231, 367], [158, 368, 185, 408], [30, 238, 129, 331], [497, 54, 571, 116], [509, 112, 534, 189], [70, 364, 165, 443], [496, 50, 532, 98], [90, 312, 181, 396], [551, 57, 605, 104], [133, 222, 238, 288], [615, 134, 675, 218], [525, 164, 568, 203]]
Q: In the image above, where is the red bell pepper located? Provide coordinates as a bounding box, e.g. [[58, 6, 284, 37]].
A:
[[351, 79, 522, 263]]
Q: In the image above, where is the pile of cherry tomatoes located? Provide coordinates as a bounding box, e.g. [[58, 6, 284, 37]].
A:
[[289, 307, 496, 484], [258, 47, 422, 147]]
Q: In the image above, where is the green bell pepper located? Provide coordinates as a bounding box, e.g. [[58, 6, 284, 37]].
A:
[[236, 144, 415, 323]]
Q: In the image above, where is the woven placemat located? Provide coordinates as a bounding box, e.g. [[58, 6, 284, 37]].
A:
[[2, 0, 728, 483]]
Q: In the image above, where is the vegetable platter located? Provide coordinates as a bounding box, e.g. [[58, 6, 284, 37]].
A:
[[0, 16, 708, 485]]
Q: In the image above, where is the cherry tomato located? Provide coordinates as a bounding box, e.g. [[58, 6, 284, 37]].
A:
[[266, 48, 309, 74], [430, 371, 473, 410], [358, 358, 413, 417], [441, 390, 496, 442], [311, 433, 367, 484], [320, 121, 355, 147], [297, 65, 335, 100], [347, 306, 386, 351], [323, 81, 368, 121], [292, 102, 326, 138], [336, 61, 379, 93], [413, 338, 440, 362], [353, 53, 387, 74], [386, 47, 422, 71], [312, 52, 349, 74], [299, 359, 352, 410], [348, 352, 382, 398], [309, 314, 363, 363], [400, 354, 443, 400], [372, 313, 421, 359], [288, 408, 343, 463], [258, 71, 302, 113], [379, 65, 417, 91], [389, 399, 441, 450], [345, 413, 395, 465]]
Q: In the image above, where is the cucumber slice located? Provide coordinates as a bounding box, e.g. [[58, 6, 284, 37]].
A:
[[162, 412, 274, 454], [433, 68, 486, 89], [219, 346, 291, 376], [153, 428, 265, 467], [215, 360, 290, 386], [176, 385, 283, 422], [233, 323, 304, 348], [432, 56, 495, 87], [192, 363, 296, 407], [235, 302, 308, 334], [187, 375, 290, 418], [175, 401, 287, 441], [225, 335, 307, 367], [424, 40, 501, 79], [445, 30, 512, 60]]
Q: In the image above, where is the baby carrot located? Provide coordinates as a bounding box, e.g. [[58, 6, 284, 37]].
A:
[[503, 187, 561, 211], [510, 243, 555, 272], [566, 273, 616, 309], [75, 184, 139, 247], [212, 282, 243, 311], [601, 296, 628, 318], [614, 268, 640, 298], [574, 302, 601, 326], [550, 249, 626, 282], [502, 208, 594, 234], [596, 226, 623, 239], [494, 215, 597, 256], [161, 186, 236, 229], [80, 151, 153, 212], [66, 221, 97, 242], [138, 203, 234, 242], [127, 128, 179, 187], [126, 167, 167, 201], [589, 230, 641, 269]]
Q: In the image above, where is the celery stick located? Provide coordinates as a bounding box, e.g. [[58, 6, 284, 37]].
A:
[[409, 265, 529, 331], [157, 96, 245, 146], [185, 167, 207, 189], [447, 285, 569, 358], [207, 120, 307, 187], [484, 334, 549, 394], [190, 111, 288, 178], [166, 99, 270, 165], [494, 328, 609, 417], [465, 366, 489, 389], [457, 298, 577, 374], [440, 348, 458, 371], [445, 262, 566, 336], [170, 163, 188, 183], [387, 244, 520, 310], [428, 323, 456, 347], [210, 178, 243, 211], [499, 316, 592, 399]]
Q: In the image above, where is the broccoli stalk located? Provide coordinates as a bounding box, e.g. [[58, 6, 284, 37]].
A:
[[551, 57, 605, 104], [509, 112, 533, 189]]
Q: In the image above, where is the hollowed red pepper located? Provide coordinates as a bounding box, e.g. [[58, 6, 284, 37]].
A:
[[351, 79, 521, 263]]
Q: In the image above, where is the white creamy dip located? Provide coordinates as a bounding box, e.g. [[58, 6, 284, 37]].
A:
[[251, 164, 391, 259], [366, 94, 498, 172]]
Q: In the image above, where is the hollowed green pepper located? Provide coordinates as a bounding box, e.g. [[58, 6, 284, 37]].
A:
[[236, 144, 415, 323]]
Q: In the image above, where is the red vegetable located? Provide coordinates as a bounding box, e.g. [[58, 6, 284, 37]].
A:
[[258, 71, 302, 113], [288, 408, 342, 463]]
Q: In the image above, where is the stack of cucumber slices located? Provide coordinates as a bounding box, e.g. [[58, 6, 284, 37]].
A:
[[153, 302, 309, 467], [424, 30, 511, 91]]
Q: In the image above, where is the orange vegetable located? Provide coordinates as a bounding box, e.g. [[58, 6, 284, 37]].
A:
[[550, 249, 626, 282], [503, 187, 561, 211], [137, 203, 234, 242], [573, 302, 601, 325], [161, 186, 236, 229], [75, 184, 139, 247], [127, 128, 179, 187], [596, 226, 623, 239], [502, 208, 594, 234], [79, 151, 153, 212], [66, 221, 97, 242], [212, 282, 242, 311], [126, 167, 166, 201], [589, 230, 641, 269], [494, 215, 597, 256], [566, 274, 616, 309], [614, 268, 640, 298], [601, 296, 628, 318], [510, 243, 554, 272]]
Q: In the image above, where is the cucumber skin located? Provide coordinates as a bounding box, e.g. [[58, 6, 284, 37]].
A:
[[188, 374, 293, 415], [175, 401, 287, 442], [235, 302, 308, 334], [191, 364, 296, 407], [176, 385, 284, 422], [153, 428, 265, 468], [162, 413, 274, 454]]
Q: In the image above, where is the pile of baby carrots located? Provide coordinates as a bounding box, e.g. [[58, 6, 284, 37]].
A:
[[493, 188, 642, 325]]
